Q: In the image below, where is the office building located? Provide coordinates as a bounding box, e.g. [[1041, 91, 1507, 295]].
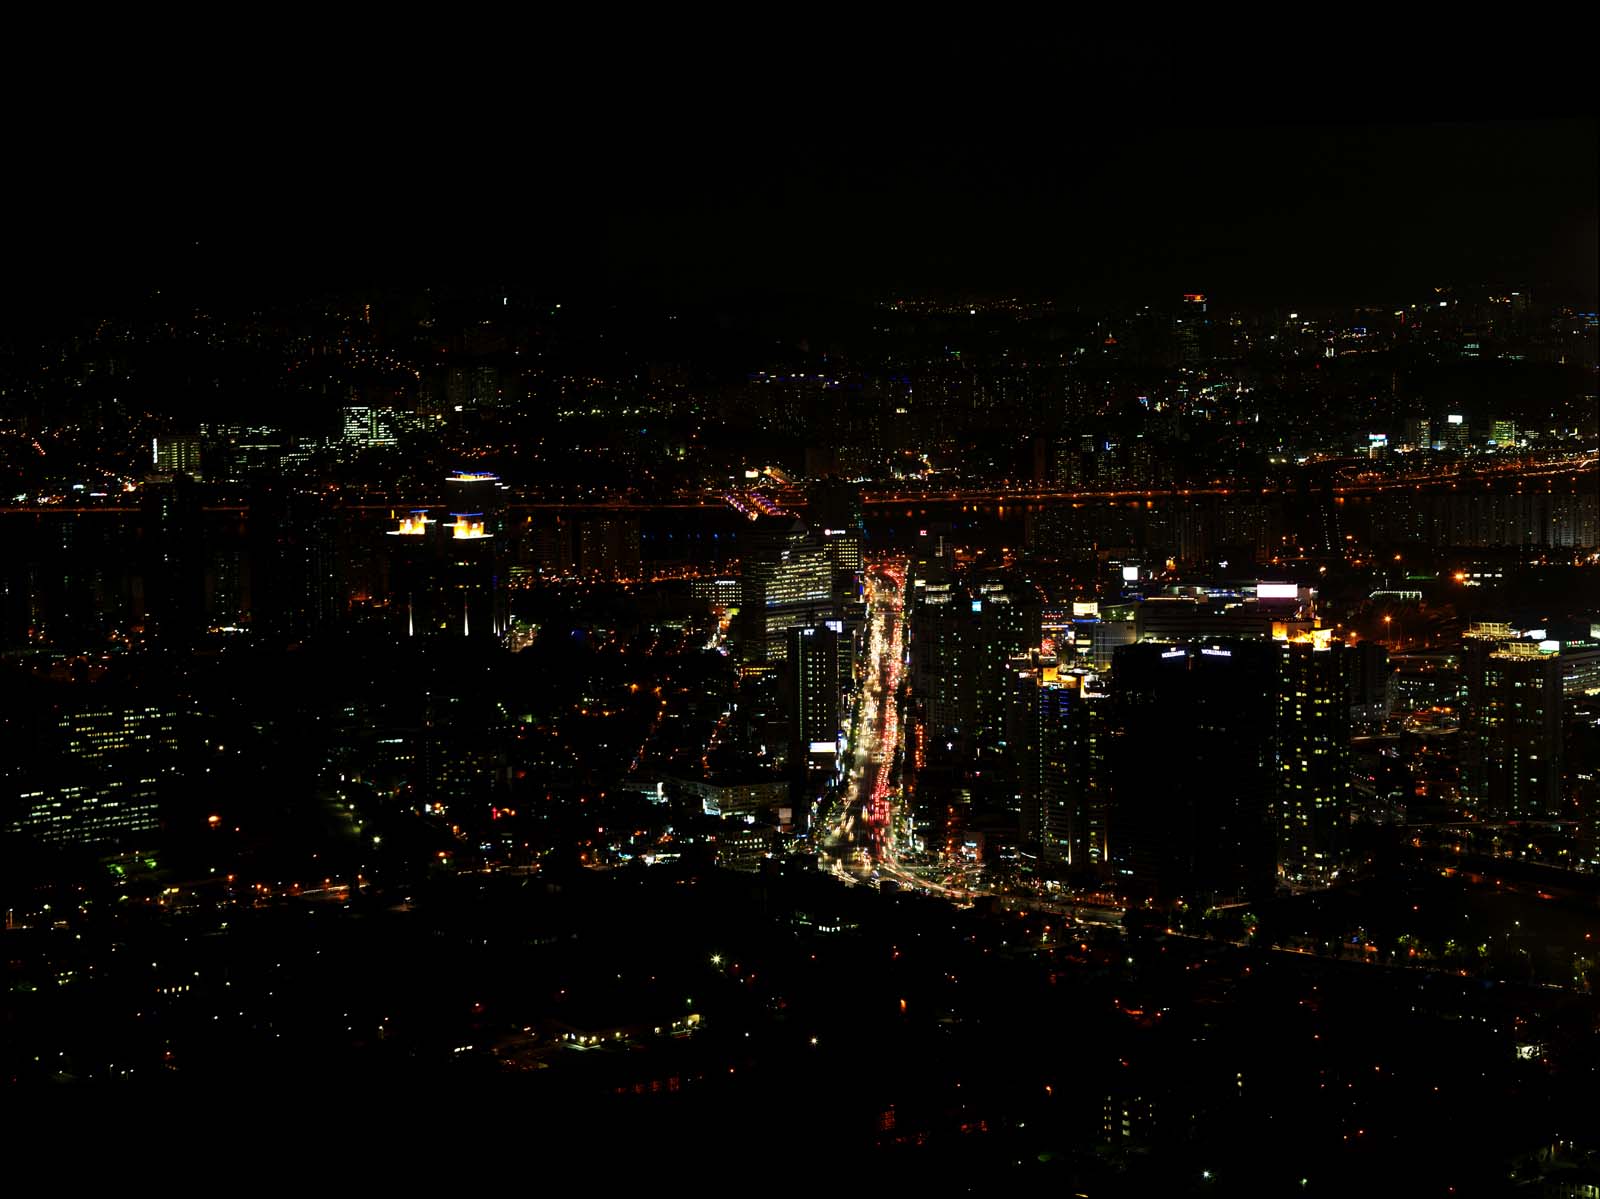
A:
[[1111, 641, 1277, 905], [152, 434, 203, 479], [789, 624, 843, 766], [1016, 667, 1109, 873], [1436, 413, 1471, 452], [739, 517, 835, 663], [11, 705, 178, 848]]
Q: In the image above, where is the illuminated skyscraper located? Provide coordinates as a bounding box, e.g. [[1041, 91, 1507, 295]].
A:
[[1461, 641, 1563, 820], [1017, 667, 1109, 872], [1275, 639, 1352, 886], [739, 517, 834, 663], [810, 480, 865, 602], [377, 471, 508, 640]]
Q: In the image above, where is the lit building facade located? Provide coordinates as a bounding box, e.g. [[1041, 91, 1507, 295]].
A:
[[11, 705, 178, 847], [1462, 642, 1563, 820], [1017, 667, 1109, 872], [1275, 639, 1352, 886]]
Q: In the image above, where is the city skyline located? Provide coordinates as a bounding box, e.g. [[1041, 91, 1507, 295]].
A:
[[3, 88, 1596, 1192]]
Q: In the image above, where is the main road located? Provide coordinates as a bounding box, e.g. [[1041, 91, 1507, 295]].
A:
[[816, 557, 974, 899], [814, 558, 1117, 921], [818, 557, 907, 884]]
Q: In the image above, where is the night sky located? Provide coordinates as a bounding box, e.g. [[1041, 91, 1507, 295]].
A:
[[8, 40, 1595, 315]]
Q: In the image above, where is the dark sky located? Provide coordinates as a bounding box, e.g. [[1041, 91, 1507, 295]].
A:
[[8, 38, 1595, 315]]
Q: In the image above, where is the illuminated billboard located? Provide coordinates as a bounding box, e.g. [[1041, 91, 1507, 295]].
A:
[[1257, 583, 1298, 600]]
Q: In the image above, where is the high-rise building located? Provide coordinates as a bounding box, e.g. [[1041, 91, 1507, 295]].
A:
[[1017, 667, 1109, 872], [377, 472, 509, 640], [970, 582, 1041, 735], [1346, 640, 1392, 724], [248, 484, 341, 638], [1275, 639, 1352, 886], [789, 624, 842, 769], [821, 528, 863, 602], [444, 364, 500, 412], [739, 517, 835, 663], [1111, 641, 1277, 905], [152, 434, 203, 479], [441, 511, 503, 640], [911, 581, 1040, 739], [444, 472, 507, 536], [1461, 641, 1563, 820], [1436, 414, 1471, 452], [341, 406, 397, 448], [442, 473, 507, 639], [342, 407, 371, 445], [1050, 437, 1085, 487], [138, 475, 207, 641]]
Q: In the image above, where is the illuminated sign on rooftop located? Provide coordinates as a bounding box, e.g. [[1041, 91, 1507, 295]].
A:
[[389, 511, 431, 536], [447, 471, 500, 482]]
